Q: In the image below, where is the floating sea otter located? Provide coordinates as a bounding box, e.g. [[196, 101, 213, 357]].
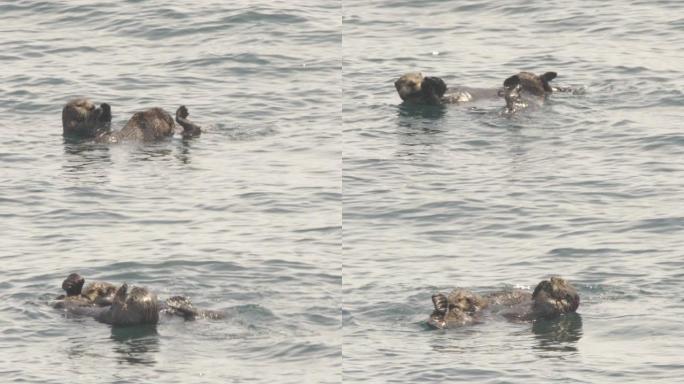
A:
[[501, 71, 578, 113], [55, 272, 117, 308], [394, 72, 502, 105], [62, 99, 201, 142], [428, 277, 580, 329], [54, 273, 223, 326]]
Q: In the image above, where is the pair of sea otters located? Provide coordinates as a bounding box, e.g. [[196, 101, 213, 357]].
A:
[[62, 99, 202, 142], [395, 71, 573, 113], [54, 273, 223, 326], [54, 273, 578, 328], [428, 276, 580, 329]]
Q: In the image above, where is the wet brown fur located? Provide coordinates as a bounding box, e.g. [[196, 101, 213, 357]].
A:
[[97, 284, 160, 326], [429, 277, 579, 329], [62, 99, 201, 142], [54, 273, 117, 309], [55, 273, 222, 325], [502, 71, 557, 113]]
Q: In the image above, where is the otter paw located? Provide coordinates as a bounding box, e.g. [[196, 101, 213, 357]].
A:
[[176, 105, 189, 119]]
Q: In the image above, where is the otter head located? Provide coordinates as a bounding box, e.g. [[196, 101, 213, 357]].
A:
[[532, 277, 580, 319], [428, 288, 488, 329], [62, 99, 111, 137], [61, 273, 85, 297], [395, 72, 447, 105], [107, 283, 160, 326], [502, 71, 556, 113]]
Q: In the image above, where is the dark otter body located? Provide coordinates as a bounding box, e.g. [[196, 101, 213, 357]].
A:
[[60, 283, 159, 326], [502, 71, 565, 113], [111, 107, 175, 142], [428, 277, 580, 329], [54, 272, 91, 308], [96, 283, 160, 326], [54, 273, 116, 308], [62, 99, 201, 142], [54, 273, 224, 326], [395, 72, 501, 106]]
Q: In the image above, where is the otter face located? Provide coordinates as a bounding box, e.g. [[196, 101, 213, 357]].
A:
[[395, 72, 424, 102], [428, 289, 488, 329], [395, 73, 447, 105], [106, 283, 160, 326], [61, 273, 85, 297], [502, 71, 557, 113], [532, 277, 580, 318], [62, 99, 111, 137]]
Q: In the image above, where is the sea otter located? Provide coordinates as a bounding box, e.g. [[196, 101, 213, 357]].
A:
[[54, 273, 224, 325], [394, 72, 502, 105], [500, 71, 575, 113], [62, 98, 201, 142], [428, 277, 580, 329], [57, 283, 159, 326], [97, 283, 159, 325], [54, 273, 117, 308]]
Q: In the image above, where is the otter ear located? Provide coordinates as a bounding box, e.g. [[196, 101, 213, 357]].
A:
[[422, 76, 447, 98], [432, 293, 448, 314], [503, 74, 520, 89]]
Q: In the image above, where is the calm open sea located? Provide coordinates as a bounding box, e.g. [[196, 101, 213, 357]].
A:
[[2, 0, 684, 383]]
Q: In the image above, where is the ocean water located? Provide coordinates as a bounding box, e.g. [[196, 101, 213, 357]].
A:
[[343, 0, 684, 383], [0, 1, 340, 383], [2, 0, 684, 383]]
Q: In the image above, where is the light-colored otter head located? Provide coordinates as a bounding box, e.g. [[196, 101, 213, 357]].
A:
[[107, 283, 160, 326], [395, 72, 447, 105], [532, 277, 580, 318], [502, 71, 557, 113], [395, 72, 424, 102], [62, 98, 111, 137], [428, 288, 488, 329]]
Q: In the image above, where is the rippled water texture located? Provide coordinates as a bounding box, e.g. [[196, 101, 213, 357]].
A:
[[0, 1, 340, 383], [2, 0, 684, 382], [343, 0, 684, 383]]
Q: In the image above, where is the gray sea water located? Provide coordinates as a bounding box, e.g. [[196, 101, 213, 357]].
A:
[[1, 0, 683, 383], [0, 1, 340, 383], [343, 0, 684, 383]]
